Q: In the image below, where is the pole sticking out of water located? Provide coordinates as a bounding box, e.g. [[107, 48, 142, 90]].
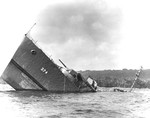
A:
[[129, 66, 143, 92]]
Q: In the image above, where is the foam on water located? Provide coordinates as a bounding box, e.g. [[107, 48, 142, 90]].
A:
[[0, 84, 150, 118]]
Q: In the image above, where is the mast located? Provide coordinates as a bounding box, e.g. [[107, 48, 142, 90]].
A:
[[129, 66, 143, 92], [25, 23, 36, 36]]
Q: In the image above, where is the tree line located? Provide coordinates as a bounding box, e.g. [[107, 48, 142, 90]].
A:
[[80, 69, 150, 88]]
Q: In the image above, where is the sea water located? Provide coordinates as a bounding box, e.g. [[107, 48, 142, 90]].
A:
[[0, 84, 150, 118]]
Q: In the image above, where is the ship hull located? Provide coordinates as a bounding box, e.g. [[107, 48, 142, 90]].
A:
[[1, 36, 96, 92]]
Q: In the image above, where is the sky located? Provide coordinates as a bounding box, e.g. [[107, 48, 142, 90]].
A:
[[0, 0, 150, 73]]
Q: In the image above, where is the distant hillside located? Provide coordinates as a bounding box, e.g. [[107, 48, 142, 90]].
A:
[[80, 69, 150, 88]]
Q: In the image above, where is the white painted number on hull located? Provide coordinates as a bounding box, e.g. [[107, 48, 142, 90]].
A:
[[41, 67, 48, 74]]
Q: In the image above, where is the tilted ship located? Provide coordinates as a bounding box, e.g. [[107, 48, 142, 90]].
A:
[[1, 33, 98, 92]]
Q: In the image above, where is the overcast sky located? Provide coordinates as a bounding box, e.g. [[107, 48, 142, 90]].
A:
[[0, 0, 150, 73]]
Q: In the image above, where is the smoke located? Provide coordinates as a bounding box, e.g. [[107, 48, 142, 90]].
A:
[[32, 0, 121, 70]]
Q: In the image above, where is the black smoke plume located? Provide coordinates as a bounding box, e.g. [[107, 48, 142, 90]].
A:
[[32, 1, 121, 70]]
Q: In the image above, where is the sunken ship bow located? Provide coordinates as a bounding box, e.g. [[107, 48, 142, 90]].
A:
[[1, 35, 98, 92]]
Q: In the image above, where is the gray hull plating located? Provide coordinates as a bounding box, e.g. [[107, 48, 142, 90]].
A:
[[1, 36, 96, 92]]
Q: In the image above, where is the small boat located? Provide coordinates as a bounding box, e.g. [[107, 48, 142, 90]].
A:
[[1, 33, 98, 93]]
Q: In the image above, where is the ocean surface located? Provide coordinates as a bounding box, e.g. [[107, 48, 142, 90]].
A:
[[0, 84, 150, 118]]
